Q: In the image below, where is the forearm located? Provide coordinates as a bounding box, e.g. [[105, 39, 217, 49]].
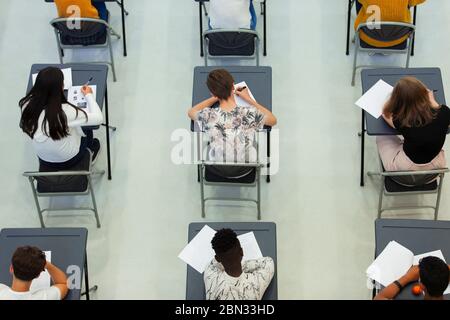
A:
[[374, 275, 414, 300], [46, 262, 68, 285]]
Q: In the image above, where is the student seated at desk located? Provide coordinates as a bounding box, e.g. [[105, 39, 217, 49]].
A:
[[374, 256, 450, 300], [0, 246, 68, 300], [54, 0, 108, 21], [209, 0, 257, 30], [355, 0, 425, 48], [188, 69, 276, 168], [204, 229, 274, 300], [377, 77, 450, 179], [19, 67, 103, 169]]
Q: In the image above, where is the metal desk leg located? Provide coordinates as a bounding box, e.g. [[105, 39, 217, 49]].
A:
[[360, 110, 365, 187], [263, 0, 267, 56], [199, 2, 204, 57], [411, 6, 417, 56], [84, 254, 90, 300], [105, 87, 112, 180], [266, 130, 271, 183], [120, 0, 127, 57], [346, 0, 354, 56]]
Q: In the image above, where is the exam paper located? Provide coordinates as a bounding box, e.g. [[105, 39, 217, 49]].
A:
[[68, 85, 97, 108], [355, 79, 393, 119], [413, 250, 446, 266], [366, 241, 414, 287], [32, 68, 73, 90], [234, 81, 256, 108], [178, 226, 264, 274], [30, 251, 51, 292]]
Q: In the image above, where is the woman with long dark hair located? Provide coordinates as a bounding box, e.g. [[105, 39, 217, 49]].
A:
[[378, 77, 450, 175], [19, 67, 103, 169]]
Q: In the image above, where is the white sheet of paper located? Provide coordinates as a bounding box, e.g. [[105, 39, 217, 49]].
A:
[[355, 79, 393, 119], [178, 225, 216, 274], [29, 251, 51, 292], [413, 250, 446, 266], [68, 85, 97, 108], [366, 241, 414, 287], [32, 68, 73, 90], [237, 232, 263, 261], [234, 81, 256, 108], [178, 226, 264, 274]]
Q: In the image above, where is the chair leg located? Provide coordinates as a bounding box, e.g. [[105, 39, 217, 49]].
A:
[[28, 178, 45, 228], [200, 166, 206, 218], [88, 177, 101, 228], [377, 178, 384, 219], [434, 174, 445, 220], [204, 39, 208, 66], [257, 168, 261, 220], [352, 37, 359, 86], [108, 34, 117, 82], [54, 30, 64, 64], [406, 37, 413, 68], [255, 38, 260, 67]]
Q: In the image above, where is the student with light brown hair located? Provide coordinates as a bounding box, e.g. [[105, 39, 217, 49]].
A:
[[377, 77, 450, 175]]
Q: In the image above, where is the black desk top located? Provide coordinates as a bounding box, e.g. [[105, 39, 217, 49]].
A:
[[0, 228, 88, 300], [186, 222, 278, 300], [191, 66, 272, 132], [361, 68, 446, 136], [28, 64, 108, 108], [375, 219, 450, 300]]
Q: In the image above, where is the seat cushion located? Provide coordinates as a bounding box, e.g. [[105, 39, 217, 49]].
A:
[[36, 153, 90, 194], [205, 166, 256, 184], [207, 32, 256, 56], [54, 11, 109, 46], [385, 176, 438, 193]]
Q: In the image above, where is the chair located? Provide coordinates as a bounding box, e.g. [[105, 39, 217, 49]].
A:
[[50, 13, 120, 81], [367, 159, 449, 220], [203, 29, 260, 66], [23, 151, 105, 228], [197, 131, 265, 220], [352, 22, 415, 86]]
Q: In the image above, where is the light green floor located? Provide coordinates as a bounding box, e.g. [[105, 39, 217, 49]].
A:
[[1, 0, 450, 299]]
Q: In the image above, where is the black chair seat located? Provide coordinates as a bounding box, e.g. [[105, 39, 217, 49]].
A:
[[207, 31, 256, 56], [37, 152, 91, 193], [360, 38, 408, 50], [385, 176, 438, 193], [55, 11, 110, 46], [205, 166, 256, 184]]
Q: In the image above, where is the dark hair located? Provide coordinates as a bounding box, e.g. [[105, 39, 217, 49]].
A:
[[12, 246, 46, 282], [211, 229, 239, 255], [19, 67, 87, 140], [419, 256, 450, 297], [206, 69, 234, 101], [384, 77, 436, 128]]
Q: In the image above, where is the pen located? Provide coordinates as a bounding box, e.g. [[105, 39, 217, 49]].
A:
[[84, 77, 93, 87], [237, 86, 247, 92]]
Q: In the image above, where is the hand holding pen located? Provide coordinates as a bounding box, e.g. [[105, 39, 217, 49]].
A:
[[81, 77, 93, 96]]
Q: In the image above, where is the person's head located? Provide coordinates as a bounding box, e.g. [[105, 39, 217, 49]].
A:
[[419, 256, 450, 299], [206, 69, 235, 101], [211, 229, 243, 268], [10, 246, 46, 282], [19, 67, 85, 140], [384, 76, 435, 128]]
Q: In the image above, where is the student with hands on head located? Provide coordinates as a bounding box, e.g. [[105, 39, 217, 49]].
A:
[[0, 246, 68, 300]]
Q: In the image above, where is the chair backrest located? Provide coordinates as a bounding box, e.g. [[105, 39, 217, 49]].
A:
[[27, 151, 92, 194], [204, 29, 258, 57], [356, 22, 415, 44], [50, 17, 109, 46]]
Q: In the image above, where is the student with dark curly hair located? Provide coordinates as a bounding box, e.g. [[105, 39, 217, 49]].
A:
[[204, 228, 274, 300]]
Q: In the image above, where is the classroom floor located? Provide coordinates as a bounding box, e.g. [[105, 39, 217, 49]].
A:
[[1, 0, 450, 300]]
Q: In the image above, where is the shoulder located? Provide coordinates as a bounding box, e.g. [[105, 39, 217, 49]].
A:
[[0, 284, 9, 292], [32, 286, 61, 300]]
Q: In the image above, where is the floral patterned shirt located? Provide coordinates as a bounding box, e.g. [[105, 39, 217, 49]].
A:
[[197, 105, 265, 162]]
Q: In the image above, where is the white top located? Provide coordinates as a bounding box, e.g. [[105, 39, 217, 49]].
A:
[[28, 94, 103, 163], [204, 257, 275, 300], [0, 284, 61, 300], [209, 0, 252, 29]]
